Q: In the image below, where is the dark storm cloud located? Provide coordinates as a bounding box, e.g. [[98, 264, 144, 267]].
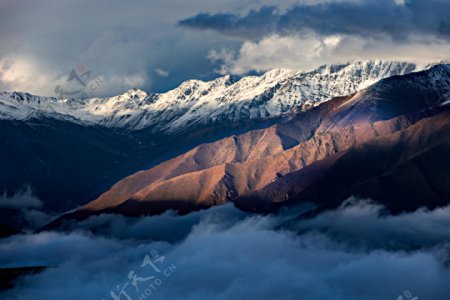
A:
[[180, 6, 280, 40], [2, 200, 450, 299], [179, 0, 450, 41]]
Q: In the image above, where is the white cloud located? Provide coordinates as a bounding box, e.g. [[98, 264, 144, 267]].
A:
[[213, 33, 450, 75], [207, 49, 236, 74], [155, 68, 170, 78], [0, 185, 42, 210], [0, 56, 62, 96], [211, 33, 344, 74]]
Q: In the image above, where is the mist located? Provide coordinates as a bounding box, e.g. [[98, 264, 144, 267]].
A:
[[1, 201, 449, 300]]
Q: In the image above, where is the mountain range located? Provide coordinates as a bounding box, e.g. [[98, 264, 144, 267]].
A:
[[1, 60, 428, 230], [46, 63, 450, 229], [0, 60, 422, 133]]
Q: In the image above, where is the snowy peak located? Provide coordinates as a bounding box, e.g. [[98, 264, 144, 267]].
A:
[[121, 88, 149, 100], [0, 60, 441, 133], [296, 60, 418, 89]]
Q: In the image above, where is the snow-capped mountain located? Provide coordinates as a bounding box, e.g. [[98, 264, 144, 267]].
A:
[[0, 60, 426, 133]]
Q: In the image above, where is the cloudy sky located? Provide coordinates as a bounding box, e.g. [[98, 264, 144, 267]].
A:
[[1, 0, 450, 97]]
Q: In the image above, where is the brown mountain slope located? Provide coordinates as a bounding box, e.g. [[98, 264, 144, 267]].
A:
[[100, 107, 450, 217], [82, 94, 353, 211], [238, 108, 450, 213]]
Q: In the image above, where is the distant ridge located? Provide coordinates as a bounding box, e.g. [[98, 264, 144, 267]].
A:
[[1, 60, 423, 133]]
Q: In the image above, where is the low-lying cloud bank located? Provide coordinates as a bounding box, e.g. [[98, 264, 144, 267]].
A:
[[0, 185, 42, 210], [1, 201, 450, 299], [0, 186, 55, 230]]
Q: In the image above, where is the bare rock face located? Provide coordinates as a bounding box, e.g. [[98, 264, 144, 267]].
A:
[[49, 64, 450, 226], [240, 108, 450, 213]]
